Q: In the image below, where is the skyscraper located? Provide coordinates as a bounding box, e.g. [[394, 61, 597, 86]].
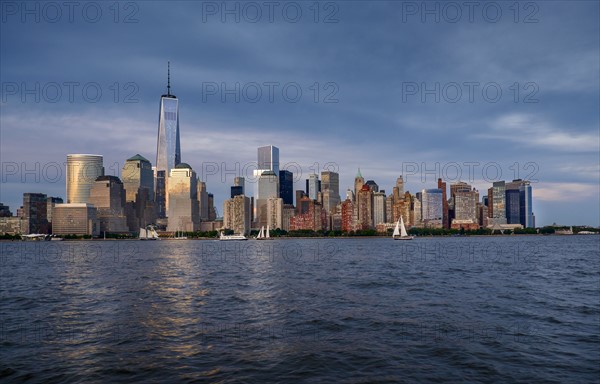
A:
[[167, 163, 199, 232], [122, 154, 156, 231], [155, 62, 181, 217], [22, 193, 49, 234], [519, 181, 534, 228], [488, 181, 507, 225], [307, 173, 319, 200], [66, 154, 104, 204], [89, 176, 128, 233], [279, 170, 293, 205], [354, 168, 364, 201], [254, 145, 279, 215], [421, 188, 443, 228]]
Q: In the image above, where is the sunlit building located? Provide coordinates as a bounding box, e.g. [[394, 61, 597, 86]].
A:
[[66, 154, 103, 204], [223, 194, 251, 235], [52, 203, 98, 236], [421, 188, 443, 228], [89, 176, 128, 233], [167, 163, 199, 232]]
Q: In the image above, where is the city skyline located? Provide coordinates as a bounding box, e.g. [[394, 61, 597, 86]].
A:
[[1, 2, 598, 226]]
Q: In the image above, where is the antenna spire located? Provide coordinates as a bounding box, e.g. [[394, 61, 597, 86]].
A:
[[167, 61, 171, 96]]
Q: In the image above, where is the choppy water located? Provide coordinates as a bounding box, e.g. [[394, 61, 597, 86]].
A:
[[1, 236, 598, 383]]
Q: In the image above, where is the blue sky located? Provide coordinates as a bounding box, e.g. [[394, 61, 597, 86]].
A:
[[1, 1, 599, 226]]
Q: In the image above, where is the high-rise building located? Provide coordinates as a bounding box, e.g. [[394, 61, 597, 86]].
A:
[[123, 154, 154, 202], [255, 171, 279, 227], [89, 176, 128, 233], [155, 63, 181, 217], [254, 146, 279, 215], [365, 180, 379, 192], [488, 181, 507, 225], [321, 171, 340, 214], [22, 193, 49, 234], [453, 188, 479, 228], [341, 198, 355, 232], [282, 204, 295, 231], [505, 180, 522, 225], [290, 196, 325, 231], [421, 188, 443, 228], [266, 197, 283, 229], [234, 177, 245, 194], [0, 203, 12, 217], [198, 180, 209, 221], [307, 173, 319, 200], [167, 163, 199, 232], [46, 196, 63, 231], [373, 191, 386, 225], [231, 186, 244, 198], [223, 194, 251, 235], [437, 178, 449, 229], [519, 181, 534, 228], [66, 154, 103, 204], [279, 170, 293, 205], [357, 184, 373, 230], [354, 168, 364, 201]]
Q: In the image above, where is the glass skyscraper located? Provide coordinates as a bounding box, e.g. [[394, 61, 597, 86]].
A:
[[155, 63, 181, 217], [520, 181, 534, 228], [66, 154, 104, 204]]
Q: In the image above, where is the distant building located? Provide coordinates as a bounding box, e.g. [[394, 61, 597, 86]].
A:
[[505, 181, 521, 225], [365, 180, 379, 193], [519, 181, 535, 228], [282, 204, 295, 231], [22, 193, 49, 234], [354, 169, 365, 202], [256, 171, 279, 227], [341, 199, 355, 232], [0, 217, 23, 235], [223, 194, 251, 235], [234, 177, 245, 194], [0, 203, 12, 217], [167, 163, 199, 232], [89, 176, 128, 233], [357, 184, 373, 230], [488, 181, 507, 225], [198, 180, 209, 221], [290, 197, 325, 231], [52, 203, 99, 236], [46, 197, 63, 230], [254, 146, 279, 212], [421, 189, 443, 228], [66, 154, 103, 204], [267, 197, 283, 229], [307, 173, 320, 200], [231, 186, 244, 198], [437, 178, 449, 229], [321, 171, 341, 214], [279, 170, 293, 205], [122, 154, 156, 231], [373, 191, 386, 225]]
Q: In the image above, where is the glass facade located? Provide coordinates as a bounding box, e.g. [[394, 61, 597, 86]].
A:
[[278, 170, 293, 205], [520, 182, 534, 228], [156, 96, 181, 173], [505, 189, 521, 224], [421, 188, 443, 227], [66, 154, 104, 204]]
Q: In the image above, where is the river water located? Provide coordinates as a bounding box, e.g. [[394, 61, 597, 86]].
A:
[[1, 236, 598, 383]]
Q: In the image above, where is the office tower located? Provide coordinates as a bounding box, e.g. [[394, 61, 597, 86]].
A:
[[223, 195, 251, 235], [46, 197, 63, 231], [395, 176, 405, 199], [488, 181, 507, 225], [365, 180, 379, 192], [437, 178, 449, 229], [123, 154, 154, 202], [357, 184, 374, 230], [122, 154, 156, 231], [258, 145, 280, 174], [453, 188, 479, 229], [0, 203, 12, 217], [52, 204, 98, 236], [341, 198, 355, 232], [197, 180, 209, 221], [22, 193, 49, 234], [373, 191, 386, 225], [282, 204, 295, 231], [307, 173, 319, 200], [167, 163, 199, 232], [155, 63, 181, 217], [256, 171, 279, 227], [413, 193, 422, 227], [279, 170, 294, 205], [66, 154, 103, 203], [234, 177, 245, 194], [321, 171, 341, 214], [345, 189, 355, 201], [267, 197, 283, 229], [295, 190, 305, 214], [505, 180, 521, 225], [208, 193, 217, 221], [478, 203, 489, 228], [421, 188, 443, 228], [519, 181, 534, 228], [254, 146, 280, 215], [89, 176, 128, 233], [482, 196, 488, 206], [231, 186, 244, 198], [354, 168, 364, 201]]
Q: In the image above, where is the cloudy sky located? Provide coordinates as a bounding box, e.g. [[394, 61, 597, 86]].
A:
[[1, 1, 598, 226]]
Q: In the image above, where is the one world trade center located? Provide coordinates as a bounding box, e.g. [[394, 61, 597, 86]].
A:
[[155, 62, 181, 218]]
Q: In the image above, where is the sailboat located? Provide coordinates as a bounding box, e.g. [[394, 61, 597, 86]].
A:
[[256, 225, 271, 240], [173, 230, 187, 240], [139, 225, 160, 240], [393, 216, 414, 240]]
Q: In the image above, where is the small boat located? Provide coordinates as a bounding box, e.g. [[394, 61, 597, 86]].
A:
[[219, 232, 247, 241], [393, 216, 414, 240], [173, 230, 187, 240]]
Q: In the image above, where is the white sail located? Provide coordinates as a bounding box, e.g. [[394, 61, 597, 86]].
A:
[[392, 220, 400, 237], [257, 226, 265, 239], [139, 228, 147, 238], [266, 225, 270, 238], [400, 216, 408, 238]]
